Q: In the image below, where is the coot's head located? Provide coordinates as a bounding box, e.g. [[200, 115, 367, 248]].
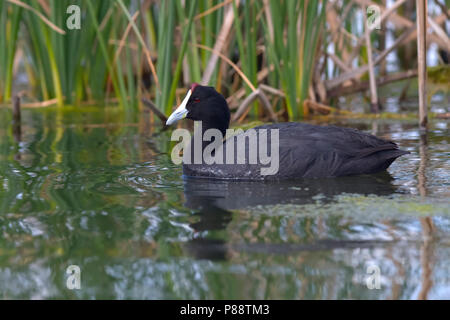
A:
[[166, 84, 230, 134]]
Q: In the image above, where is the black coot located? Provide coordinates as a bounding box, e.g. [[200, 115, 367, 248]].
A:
[[166, 84, 409, 180]]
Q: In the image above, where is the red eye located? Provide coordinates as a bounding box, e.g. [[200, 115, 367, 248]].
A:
[[193, 98, 200, 103]]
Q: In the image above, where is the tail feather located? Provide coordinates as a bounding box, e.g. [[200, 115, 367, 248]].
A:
[[368, 148, 410, 173], [340, 147, 409, 176]]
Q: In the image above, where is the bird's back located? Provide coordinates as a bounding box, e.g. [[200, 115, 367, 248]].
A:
[[183, 122, 409, 180]]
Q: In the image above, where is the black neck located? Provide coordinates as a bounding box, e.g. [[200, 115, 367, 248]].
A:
[[190, 121, 227, 152]]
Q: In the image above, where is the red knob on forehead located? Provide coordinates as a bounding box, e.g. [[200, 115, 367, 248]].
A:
[[190, 83, 199, 92]]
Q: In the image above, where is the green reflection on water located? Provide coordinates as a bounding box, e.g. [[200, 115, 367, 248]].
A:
[[0, 105, 449, 299]]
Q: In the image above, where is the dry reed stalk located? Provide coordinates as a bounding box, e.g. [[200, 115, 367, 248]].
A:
[[141, 98, 168, 124], [328, 69, 418, 98], [326, 3, 351, 64], [112, 11, 140, 67], [427, 16, 450, 51], [201, 2, 236, 85], [232, 88, 278, 123], [196, 44, 256, 92], [363, 5, 379, 113], [354, 0, 449, 51], [303, 99, 354, 115], [416, 0, 428, 129], [325, 26, 416, 89], [21, 98, 60, 108], [7, 0, 65, 34], [227, 66, 272, 107], [117, 1, 159, 90], [434, 0, 450, 19], [194, 0, 233, 21], [232, 90, 260, 122]]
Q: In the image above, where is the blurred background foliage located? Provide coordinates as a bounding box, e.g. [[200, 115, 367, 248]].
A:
[[0, 0, 449, 120]]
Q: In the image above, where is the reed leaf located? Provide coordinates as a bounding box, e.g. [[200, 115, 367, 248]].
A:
[[0, 3, 22, 102]]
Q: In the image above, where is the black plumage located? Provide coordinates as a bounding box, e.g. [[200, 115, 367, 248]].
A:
[[167, 84, 409, 180]]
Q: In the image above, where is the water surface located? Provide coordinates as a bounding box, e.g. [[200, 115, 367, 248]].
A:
[[0, 100, 449, 299]]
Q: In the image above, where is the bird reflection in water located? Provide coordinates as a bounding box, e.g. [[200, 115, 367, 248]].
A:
[[182, 172, 398, 261]]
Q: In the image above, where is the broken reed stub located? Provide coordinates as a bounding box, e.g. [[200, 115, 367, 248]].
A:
[[12, 95, 21, 141], [13, 95, 21, 124]]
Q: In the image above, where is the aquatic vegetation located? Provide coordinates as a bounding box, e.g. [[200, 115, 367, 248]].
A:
[[0, 0, 449, 121]]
